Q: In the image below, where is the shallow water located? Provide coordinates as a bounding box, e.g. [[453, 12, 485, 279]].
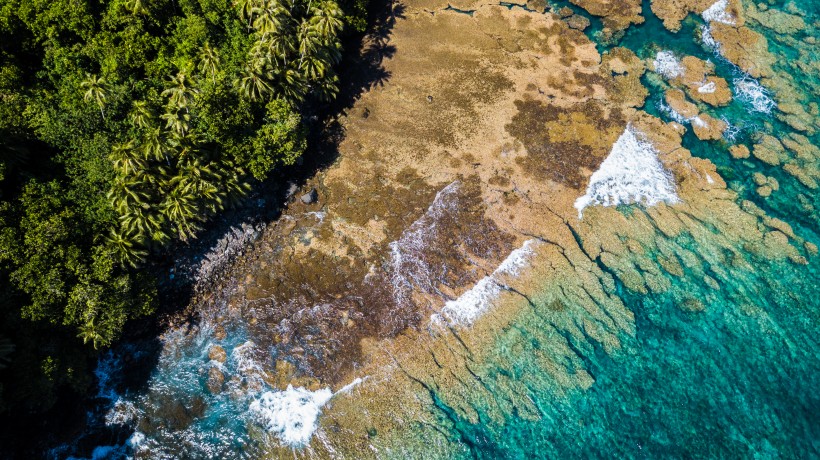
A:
[[60, 0, 820, 457]]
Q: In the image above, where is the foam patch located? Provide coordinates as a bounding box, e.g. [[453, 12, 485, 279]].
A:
[[574, 125, 680, 218]]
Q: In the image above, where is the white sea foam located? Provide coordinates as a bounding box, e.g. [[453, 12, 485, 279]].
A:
[[250, 377, 365, 447], [659, 101, 687, 124], [250, 385, 334, 447], [433, 240, 536, 326], [653, 51, 683, 79], [698, 81, 717, 93], [700, 25, 719, 52], [733, 76, 776, 113], [388, 181, 460, 304], [702, 0, 735, 25], [574, 125, 680, 219], [699, 0, 734, 58], [691, 116, 707, 128], [721, 116, 741, 140], [127, 431, 146, 449], [104, 399, 139, 426], [336, 377, 364, 393], [437, 277, 501, 326]]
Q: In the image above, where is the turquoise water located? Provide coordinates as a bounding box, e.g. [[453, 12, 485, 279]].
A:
[[60, 0, 819, 457], [420, 0, 820, 457], [422, 251, 820, 458]]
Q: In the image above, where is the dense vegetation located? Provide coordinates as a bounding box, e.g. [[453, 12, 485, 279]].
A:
[[0, 0, 366, 421]]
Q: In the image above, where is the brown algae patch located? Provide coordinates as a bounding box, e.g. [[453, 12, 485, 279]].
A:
[[506, 99, 627, 188]]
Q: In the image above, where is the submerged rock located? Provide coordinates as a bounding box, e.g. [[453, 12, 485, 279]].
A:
[[207, 366, 225, 394], [567, 14, 591, 30]]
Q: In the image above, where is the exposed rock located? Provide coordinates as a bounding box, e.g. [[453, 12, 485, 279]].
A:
[[691, 113, 727, 140], [753, 173, 779, 194], [208, 345, 227, 363], [729, 144, 750, 159], [708, 23, 774, 78], [665, 89, 699, 118], [526, 0, 547, 12], [752, 135, 786, 165], [675, 57, 732, 106], [213, 325, 227, 340], [301, 188, 318, 204], [570, 0, 643, 31], [601, 47, 648, 107], [650, 0, 714, 32]]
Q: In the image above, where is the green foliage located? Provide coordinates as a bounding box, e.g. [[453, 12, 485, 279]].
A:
[[0, 0, 370, 420], [249, 99, 306, 179], [0, 181, 154, 340]]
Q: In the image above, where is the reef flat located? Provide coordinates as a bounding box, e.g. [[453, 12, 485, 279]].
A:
[[61, 0, 820, 457]]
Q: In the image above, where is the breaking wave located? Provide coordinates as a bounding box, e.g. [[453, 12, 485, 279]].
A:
[[653, 51, 683, 79], [250, 378, 363, 447], [733, 76, 776, 113], [432, 240, 536, 326], [250, 386, 334, 447], [574, 125, 680, 218], [388, 181, 460, 304], [702, 0, 736, 25]]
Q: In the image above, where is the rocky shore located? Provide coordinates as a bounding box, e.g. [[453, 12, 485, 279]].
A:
[[79, 0, 820, 457]]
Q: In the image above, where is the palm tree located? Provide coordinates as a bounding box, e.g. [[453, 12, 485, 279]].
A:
[[275, 66, 306, 102], [142, 127, 168, 162], [107, 176, 149, 213], [234, 64, 273, 101], [109, 140, 145, 176], [217, 165, 251, 207], [310, 0, 343, 38], [198, 43, 221, 84], [161, 72, 199, 109], [315, 71, 339, 101], [77, 317, 106, 349], [265, 30, 296, 67], [300, 54, 326, 80], [297, 19, 319, 66], [159, 182, 200, 240], [234, 0, 257, 28], [105, 227, 147, 268], [130, 101, 153, 128], [80, 73, 109, 119], [120, 206, 163, 240], [161, 106, 191, 137], [124, 0, 148, 15], [179, 157, 223, 207], [253, 10, 275, 35]]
